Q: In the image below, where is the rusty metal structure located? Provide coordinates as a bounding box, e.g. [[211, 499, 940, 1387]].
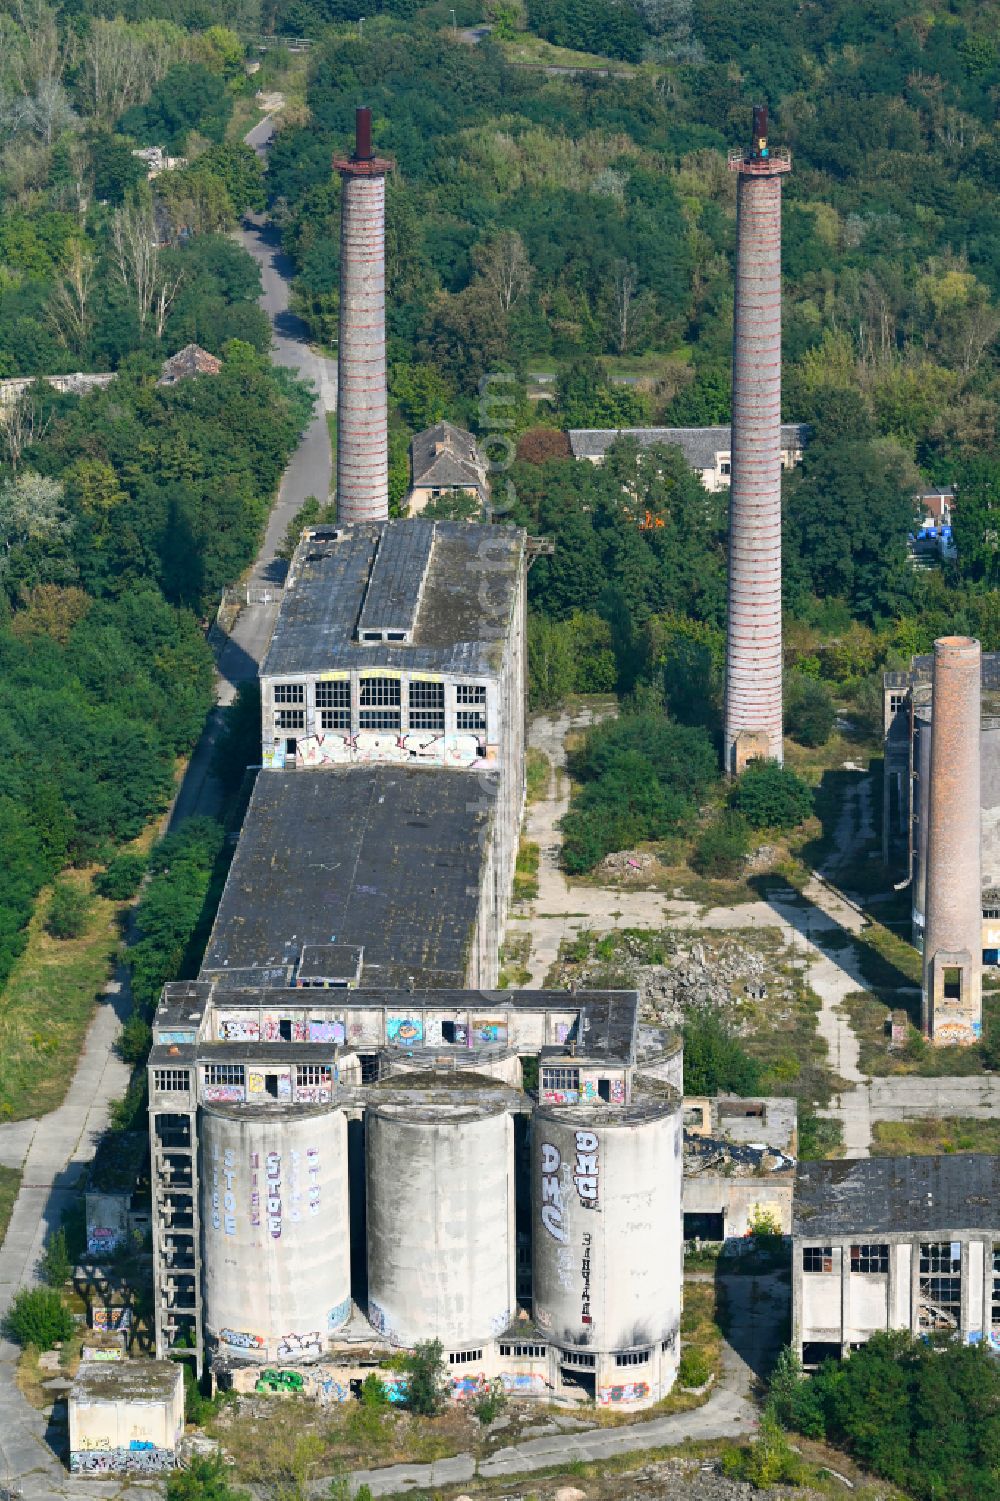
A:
[[724, 106, 791, 776], [333, 107, 393, 525], [922, 636, 983, 1044]]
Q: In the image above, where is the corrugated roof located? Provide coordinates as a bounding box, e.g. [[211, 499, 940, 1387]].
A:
[[793, 1154, 1000, 1237]]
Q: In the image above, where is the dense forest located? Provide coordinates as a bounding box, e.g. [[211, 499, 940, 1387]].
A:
[[0, 3, 313, 987]]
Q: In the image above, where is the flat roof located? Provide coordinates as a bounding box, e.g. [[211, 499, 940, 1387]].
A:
[[262, 519, 523, 679], [200, 768, 496, 989], [568, 424, 809, 466], [71, 1360, 182, 1404], [794, 1154, 1000, 1237]]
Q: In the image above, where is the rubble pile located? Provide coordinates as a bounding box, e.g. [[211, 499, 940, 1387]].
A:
[[637, 940, 769, 1025]]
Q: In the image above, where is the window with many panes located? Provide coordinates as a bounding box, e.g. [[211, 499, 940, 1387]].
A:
[[409, 680, 445, 730], [276, 709, 305, 730], [153, 1069, 190, 1093], [456, 710, 486, 732], [448, 1349, 483, 1365], [204, 1064, 245, 1086], [499, 1343, 546, 1358], [803, 1246, 835, 1273], [456, 684, 486, 704], [296, 1065, 332, 1088], [542, 1067, 579, 1092], [360, 677, 400, 706], [315, 680, 351, 730], [850, 1244, 889, 1274], [615, 1350, 650, 1367], [919, 1241, 962, 1331], [274, 683, 304, 704], [359, 709, 401, 730]]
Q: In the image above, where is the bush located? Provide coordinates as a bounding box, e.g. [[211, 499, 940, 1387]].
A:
[[360, 1372, 390, 1408], [678, 1346, 712, 1387], [93, 853, 147, 901], [691, 811, 751, 878], [4, 1286, 74, 1348], [167, 1454, 250, 1500], [786, 675, 836, 747], [474, 1381, 508, 1423], [402, 1339, 447, 1416], [116, 1011, 153, 1065], [682, 1011, 761, 1096], [40, 1227, 72, 1288], [721, 1412, 805, 1488], [45, 880, 92, 939], [731, 761, 814, 831]]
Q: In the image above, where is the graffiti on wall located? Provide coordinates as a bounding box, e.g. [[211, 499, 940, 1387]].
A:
[[295, 1084, 331, 1105], [451, 1372, 489, 1400], [204, 1084, 245, 1104], [582, 1079, 598, 1102], [581, 1231, 593, 1326], [543, 1090, 579, 1106], [277, 1330, 322, 1360], [306, 1146, 321, 1216], [598, 1381, 650, 1405], [210, 1141, 237, 1235], [70, 1447, 174, 1474], [387, 1015, 423, 1046], [573, 1130, 599, 1208], [81, 1347, 123, 1362], [610, 1078, 625, 1104], [255, 1368, 351, 1403], [262, 1016, 308, 1042], [309, 1019, 346, 1044], [86, 1227, 124, 1257], [296, 731, 494, 770], [500, 1371, 547, 1394], [473, 1019, 508, 1045], [248, 1071, 265, 1095], [219, 1016, 259, 1041], [384, 1377, 408, 1403], [327, 1298, 351, 1331], [157, 1029, 195, 1045], [367, 1299, 390, 1335], [266, 1151, 282, 1238], [221, 1329, 265, 1350], [91, 1306, 131, 1332], [540, 1141, 568, 1244]]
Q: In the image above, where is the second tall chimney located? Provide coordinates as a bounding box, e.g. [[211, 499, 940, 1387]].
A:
[[922, 635, 982, 1044], [724, 105, 791, 776], [333, 107, 393, 525]]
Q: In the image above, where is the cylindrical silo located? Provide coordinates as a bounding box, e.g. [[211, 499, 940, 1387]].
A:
[[532, 1101, 682, 1355], [333, 107, 392, 525], [923, 636, 982, 1043], [724, 105, 791, 775], [200, 1104, 351, 1362], [365, 1100, 514, 1347]]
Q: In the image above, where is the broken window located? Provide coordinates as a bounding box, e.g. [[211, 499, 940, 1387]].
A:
[[456, 684, 486, 704], [273, 683, 304, 704], [409, 680, 445, 731], [153, 1069, 190, 1093], [561, 1349, 596, 1368], [943, 967, 962, 1001], [360, 676, 400, 706], [316, 680, 351, 730], [919, 1242, 962, 1330], [803, 1246, 836, 1273], [275, 709, 305, 730], [296, 1065, 332, 1089], [456, 710, 487, 732], [204, 1064, 244, 1087], [850, 1244, 889, 1274], [542, 1067, 579, 1092]]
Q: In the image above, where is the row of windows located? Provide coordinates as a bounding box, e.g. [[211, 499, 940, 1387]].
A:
[[448, 1348, 483, 1365], [561, 1350, 595, 1368], [804, 1242, 964, 1275], [201, 1064, 332, 1089], [273, 679, 486, 709], [278, 711, 486, 733], [615, 1349, 650, 1367], [499, 1343, 546, 1358]]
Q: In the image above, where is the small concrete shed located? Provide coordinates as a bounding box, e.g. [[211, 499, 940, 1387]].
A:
[[68, 1359, 183, 1474]]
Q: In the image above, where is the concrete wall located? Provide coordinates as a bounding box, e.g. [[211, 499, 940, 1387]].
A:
[[682, 1174, 793, 1238], [365, 1101, 515, 1346], [69, 1365, 183, 1475], [794, 1230, 998, 1362], [199, 1104, 351, 1363]]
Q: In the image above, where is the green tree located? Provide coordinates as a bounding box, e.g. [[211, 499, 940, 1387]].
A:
[[691, 810, 751, 878], [94, 853, 147, 900], [731, 761, 813, 831], [402, 1339, 447, 1416], [785, 675, 835, 747], [45, 880, 92, 939], [682, 1010, 761, 1096]]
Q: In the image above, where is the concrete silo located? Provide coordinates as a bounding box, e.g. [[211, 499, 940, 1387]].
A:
[[382, 1046, 523, 1087], [365, 1099, 514, 1347], [532, 1099, 683, 1406], [200, 1104, 351, 1362]]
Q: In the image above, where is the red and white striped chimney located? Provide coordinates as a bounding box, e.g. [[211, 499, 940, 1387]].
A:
[[333, 107, 393, 525], [724, 105, 791, 776]]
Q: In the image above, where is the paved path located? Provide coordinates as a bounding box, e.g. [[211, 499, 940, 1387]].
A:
[[346, 1382, 754, 1497]]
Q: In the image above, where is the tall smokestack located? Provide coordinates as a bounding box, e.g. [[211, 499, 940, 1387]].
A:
[[724, 106, 791, 776], [922, 635, 982, 1044], [333, 107, 393, 525]]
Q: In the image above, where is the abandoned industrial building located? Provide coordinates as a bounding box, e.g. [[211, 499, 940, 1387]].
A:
[[793, 1155, 1000, 1366]]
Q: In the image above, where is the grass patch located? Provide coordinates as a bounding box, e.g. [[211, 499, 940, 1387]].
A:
[[526, 746, 550, 803], [844, 989, 999, 1077], [0, 872, 123, 1123], [871, 1118, 1000, 1155], [0, 1165, 20, 1247], [498, 932, 532, 988], [513, 839, 540, 902], [498, 31, 637, 69]]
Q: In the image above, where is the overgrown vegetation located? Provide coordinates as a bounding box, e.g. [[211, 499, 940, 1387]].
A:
[[4, 1285, 73, 1349]]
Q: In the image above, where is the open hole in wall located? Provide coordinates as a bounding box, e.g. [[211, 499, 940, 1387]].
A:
[[943, 967, 962, 1001], [265, 1074, 279, 1099]]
